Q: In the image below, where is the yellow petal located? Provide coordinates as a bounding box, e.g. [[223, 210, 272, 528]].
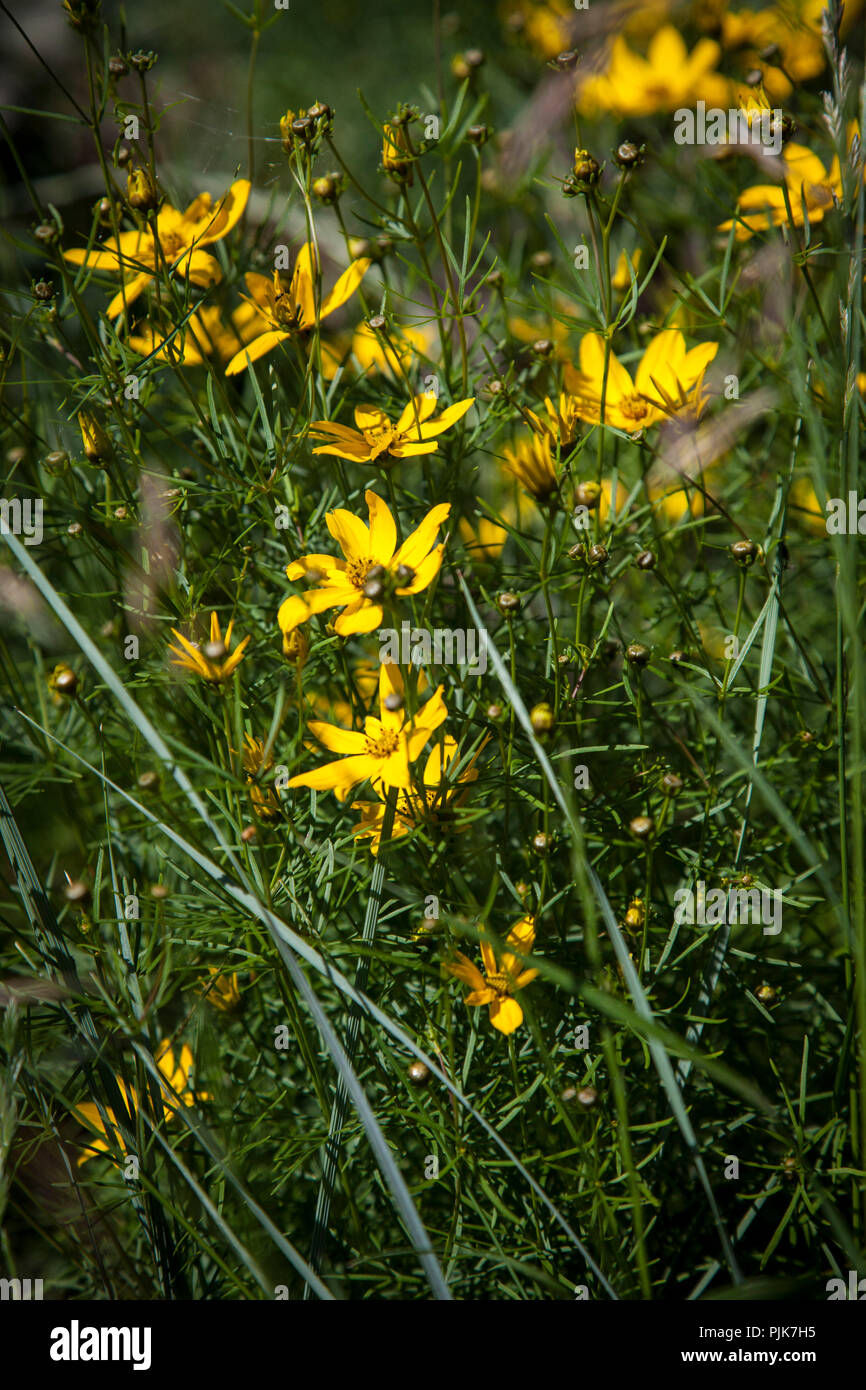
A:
[[489, 996, 524, 1034], [225, 331, 292, 375]]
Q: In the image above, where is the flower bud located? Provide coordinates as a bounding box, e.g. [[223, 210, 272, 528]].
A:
[[530, 702, 555, 734], [628, 815, 655, 840], [33, 280, 54, 301], [574, 481, 601, 510], [661, 772, 683, 795], [109, 55, 129, 78], [283, 627, 309, 666], [78, 411, 112, 465], [63, 879, 90, 904], [532, 831, 552, 854], [312, 174, 340, 203], [496, 591, 520, 615], [127, 165, 158, 212], [50, 664, 78, 697], [466, 124, 491, 146], [626, 643, 650, 666], [587, 543, 608, 566], [576, 1085, 598, 1108], [137, 770, 160, 792], [407, 1060, 430, 1086], [730, 539, 758, 566], [614, 140, 645, 169], [530, 250, 552, 272], [635, 549, 656, 570], [486, 703, 502, 720], [572, 149, 601, 189], [554, 49, 580, 71]]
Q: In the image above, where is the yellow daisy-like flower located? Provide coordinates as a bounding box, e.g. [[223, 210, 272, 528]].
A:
[[288, 661, 447, 797], [169, 611, 250, 684], [224, 244, 371, 375], [74, 1040, 208, 1166], [278, 490, 451, 638], [578, 26, 731, 118], [198, 967, 243, 1014], [351, 320, 432, 378], [241, 734, 282, 820], [501, 433, 559, 501], [718, 137, 849, 242], [128, 300, 268, 367], [563, 329, 718, 432], [447, 916, 540, 1035], [352, 733, 485, 854], [308, 392, 474, 466], [63, 180, 250, 320]]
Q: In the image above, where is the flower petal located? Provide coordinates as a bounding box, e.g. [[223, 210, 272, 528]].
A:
[[225, 331, 292, 375], [489, 996, 524, 1034]]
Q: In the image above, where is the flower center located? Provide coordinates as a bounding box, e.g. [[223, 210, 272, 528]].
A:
[[485, 970, 510, 996], [364, 730, 399, 758], [274, 292, 303, 329], [362, 423, 398, 459], [161, 231, 185, 258], [619, 394, 650, 423], [346, 557, 375, 589], [805, 182, 833, 209]]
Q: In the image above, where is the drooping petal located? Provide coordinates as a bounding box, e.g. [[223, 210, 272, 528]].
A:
[[225, 331, 292, 375], [319, 257, 371, 320], [446, 952, 487, 992], [107, 271, 154, 319], [334, 599, 383, 635], [488, 996, 524, 1034]]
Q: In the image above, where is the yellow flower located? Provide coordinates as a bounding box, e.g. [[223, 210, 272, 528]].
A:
[[719, 137, 848, 242], [447, 916, 539, 1035], [382, 123, 414, 182], [526, 393, 583, 448], [169, 611, 250, 684], [789, 477, 826, 533], [352, 733, 485, 854], [126, 164, 158, 212], [563, 329, 718, 432], [278, 490, 451, 637], [128, 302, 268, 367], [351, 320, 432, 378], [611, 249, 642, 294], [578, 26, 730, 117], [308, 392, 474, 465], [78, 410, 112, 464], [198, 967, 243, 1014], [63, 180, 250, 319], [288, 662, 447, 797], [720, 5, 826, 101], [74, 1040, 208, 1166], [501, 433, 559, 501], [224, 244, 371, 375], [458, 515, 508, 562], [241, 734, 281, 820]]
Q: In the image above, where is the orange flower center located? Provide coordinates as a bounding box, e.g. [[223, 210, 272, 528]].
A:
[[346, 557, 375, 589], [274, 292, 303, 329], [805, 182, 833, 209], [365, 729, 399, 758], [161, 231, 185, 258], [619, 394, 651, 423], [485, 970, 510, 996]]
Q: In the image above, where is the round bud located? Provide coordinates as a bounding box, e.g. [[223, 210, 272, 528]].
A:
[[532, 831, 552, 854], [292, 116, 313, 137], [203, 640, 228, 663], [63, 879, 90, 904], [496, 591, 520, 614], [486, 269, 504, 289], [407, 1060, 430, 1086], [628, 815, 655, 840], [758, 43, 781, 63], [576, 1085, 598, 1108], [150, 883, 169, 899], [486, 703, 502, 720], [669, 649, 686, 664], [515, 880, 531, 899], [614, 140, 644, 169], [530, 702, 555, 734], [626, 643, 650, 666], [53, 667, 78, 696], [307, 102, 332, 123], [348, 237, 373, 260], [394, 564, 415, 587], [34, 223, 58, 245], [755, 983, 776, 1003], [661, 772, 683, 796], [137, 770, 160, 792], [44, 450, 69, 474], [587, 543, 608, 566], [367, 314, 386, 332], [635, 549, 656, 570], [730, 539, 757, 566], [745, 68, 763, 87], [241, 825, 257, 843], [572, 149, 601, 188], [466, 124, 491, 146], [34, 280, 54, 301], [554, 49, 579, 71], [530, 250, 552, 271], [363, 578, 384, 600], [68, 522, 83, 537], [532, 337, 553, 357], [575, 481, 601, 509], [109, 56, 129, 78], [117, 145, 131, 166], [366, 563, 386, 582], [376, 235, 394, 257], [561, 1086, 577, 1102], [383, 692, 403, 713], [312, 175, 339, 203]]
